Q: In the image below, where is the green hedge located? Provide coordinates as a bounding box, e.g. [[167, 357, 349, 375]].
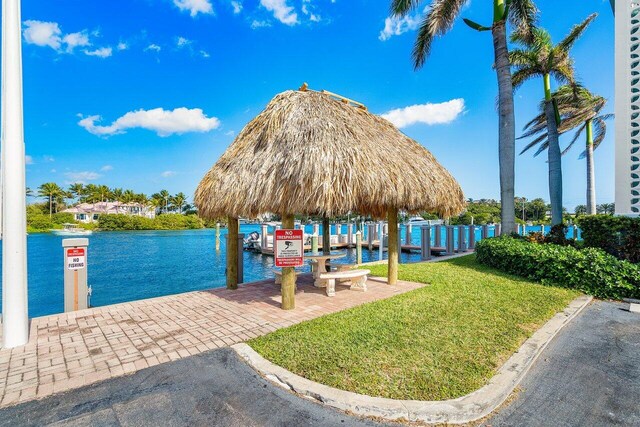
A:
[[475, 237, 640, 300], [577, 215, 640, 263], [97, 214, 204, 231]]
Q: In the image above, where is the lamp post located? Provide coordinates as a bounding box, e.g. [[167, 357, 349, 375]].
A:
[[2, 0, 29, 348]]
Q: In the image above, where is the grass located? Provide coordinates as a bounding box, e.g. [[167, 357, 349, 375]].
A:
[[248, 255, 580, 401]]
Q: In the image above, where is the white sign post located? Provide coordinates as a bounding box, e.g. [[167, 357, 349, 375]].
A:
[[63, 238, 89, 312]]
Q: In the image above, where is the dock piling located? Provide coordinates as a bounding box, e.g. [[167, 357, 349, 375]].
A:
[[356, 231, 362, 264], [421, 225, 432, 260], [445, 226, 455, 255]]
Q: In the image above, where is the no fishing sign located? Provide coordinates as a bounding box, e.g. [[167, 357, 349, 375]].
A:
[[66, 248, 86, 270], [274, 229, 303, 267]]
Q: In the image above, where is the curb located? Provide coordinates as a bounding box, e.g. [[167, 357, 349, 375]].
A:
[[232, 294, 593, 424]]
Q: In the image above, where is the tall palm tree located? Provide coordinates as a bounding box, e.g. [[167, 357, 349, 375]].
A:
[[171, 192, 188, 214], [111, 188, 124, 202], [510, 14, 596, 224], [82, 184, 99, 203], [519, 84, 612, 215], [68, 183, 85, 203], [390, 0, 537, 234], [37, 182, 63, 218]]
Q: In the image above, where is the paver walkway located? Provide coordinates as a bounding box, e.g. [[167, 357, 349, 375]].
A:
[[0, 274, 423, 409]]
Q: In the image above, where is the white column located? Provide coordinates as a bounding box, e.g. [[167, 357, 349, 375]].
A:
[[2, 0, 29, 348]]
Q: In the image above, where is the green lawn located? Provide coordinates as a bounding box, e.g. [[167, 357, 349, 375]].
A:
[[248, 255, 580, 401]]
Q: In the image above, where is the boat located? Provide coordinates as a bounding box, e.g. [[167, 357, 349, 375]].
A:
[[50, 223, 93, 236], [405, 216, 433, 226]]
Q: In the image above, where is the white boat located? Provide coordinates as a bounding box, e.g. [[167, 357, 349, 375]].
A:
[[406, 216, 433, 226], [50, 223, 93, 236]]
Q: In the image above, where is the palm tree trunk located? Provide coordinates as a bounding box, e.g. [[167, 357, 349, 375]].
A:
[[585, 119, 596, 214], [49, 195, 53, 219], [492, 20, 516, 235], [544, 96, 563, 225]]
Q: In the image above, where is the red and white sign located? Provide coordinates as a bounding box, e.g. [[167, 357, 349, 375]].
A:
[[66, 248, 86, 270], [275, 229, 304, 267]]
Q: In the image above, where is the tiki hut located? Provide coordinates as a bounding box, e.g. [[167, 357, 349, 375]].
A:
[[195, 86, 465, 309]]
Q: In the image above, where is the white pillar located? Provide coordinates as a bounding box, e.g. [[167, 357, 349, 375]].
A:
[[2, 0, 29, 348]]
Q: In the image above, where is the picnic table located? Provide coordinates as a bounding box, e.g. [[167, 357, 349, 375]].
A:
[[305, 252, 346, 280]]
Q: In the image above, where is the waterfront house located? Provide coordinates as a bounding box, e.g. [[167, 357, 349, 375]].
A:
[[62, 202, 156, 223]]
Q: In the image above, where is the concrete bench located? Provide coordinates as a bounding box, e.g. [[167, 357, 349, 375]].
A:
[[317, 269, 370, 297], [326, 262, 357, 284]]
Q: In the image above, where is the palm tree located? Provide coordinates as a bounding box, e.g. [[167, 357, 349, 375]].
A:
[[519, 84, 612, 215], [171, 192, 188, 214], [26, 187, 34, 198], [82, 184, 99, 203], [37, 182, 63, 218], [111, 188, 124, 202], [68, 183, 85, 203], [390, 0, 537, 234], [510, 14, 596, 224]]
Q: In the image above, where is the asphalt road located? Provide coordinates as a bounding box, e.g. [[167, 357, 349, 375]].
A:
[[0, 347, 393, 427], [485, 300, 640, 427]]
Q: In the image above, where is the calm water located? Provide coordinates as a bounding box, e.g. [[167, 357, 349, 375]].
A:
[[0, 224, 579, 318]]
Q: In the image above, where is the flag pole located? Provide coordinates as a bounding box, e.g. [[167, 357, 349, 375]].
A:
[[2, 0, 29, 348]]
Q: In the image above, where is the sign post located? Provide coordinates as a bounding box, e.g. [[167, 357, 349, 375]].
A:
[[274, 229, 303, 267], [63, 238, 89, 312]]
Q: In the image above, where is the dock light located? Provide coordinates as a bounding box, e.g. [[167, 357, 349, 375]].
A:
[[1, 0, 29, 348]]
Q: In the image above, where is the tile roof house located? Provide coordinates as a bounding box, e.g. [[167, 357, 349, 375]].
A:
[[62, 202, 156, 223]]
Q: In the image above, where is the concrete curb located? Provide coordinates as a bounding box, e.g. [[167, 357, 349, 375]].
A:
[[232, 294, 593, 424]]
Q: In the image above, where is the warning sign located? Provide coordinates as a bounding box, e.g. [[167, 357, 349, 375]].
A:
[[275, 229, 304, 267], [66, 248, 86, 270]]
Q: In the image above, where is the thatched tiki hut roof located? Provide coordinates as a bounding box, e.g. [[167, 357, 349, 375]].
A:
[[196, 89, 464, 219], [195, 87, 465, 309]]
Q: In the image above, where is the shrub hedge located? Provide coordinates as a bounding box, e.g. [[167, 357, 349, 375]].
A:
[[475, 237, 640, 300], [97, 214, 204, 231], [577, 215, 640, 263]]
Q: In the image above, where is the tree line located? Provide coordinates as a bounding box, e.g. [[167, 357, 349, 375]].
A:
[[392, 0, 611, 230], [28, 183, 194, 218]]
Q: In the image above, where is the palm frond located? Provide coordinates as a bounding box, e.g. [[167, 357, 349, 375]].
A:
[[512, 67, 542, 90], [508, 0, 538, 42], [557, 13, 597, 53], [391, 0, 424, 16], [561, 122, 586, 155], [412, 0, 467, 69]]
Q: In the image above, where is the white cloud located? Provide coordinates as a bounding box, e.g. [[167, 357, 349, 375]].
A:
[[301, 1, 321, 22], [23, 20, 62, 49], [174, 0, 213, 17], [381, 99, 465, 128], [50, 169, 57, 173], [200, 50, 210, 58], [117, 42, 128, 50], [251, 19, 272, 29], [161, 171, 177, 178], [145, 44, 161, 52], [260, 0, 298, 25], [25, 155, 34, 165], [62, 31, 90, 52], [101, 165, 113, 172], [65, 171, 101, 182], [43, 155, 55, 162], [379, 13, 422, 41], [83, 47, 112, 58], [176, 36, 191, 47], [231, 1, 243, 14], [225, 130, 235, 136], [78, 107, 221, 137]]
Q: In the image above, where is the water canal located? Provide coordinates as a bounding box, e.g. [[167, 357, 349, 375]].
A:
[[0, 224, 577, 317]]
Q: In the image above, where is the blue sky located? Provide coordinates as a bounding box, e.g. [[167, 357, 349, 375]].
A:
[[18, 0, 614, 210]]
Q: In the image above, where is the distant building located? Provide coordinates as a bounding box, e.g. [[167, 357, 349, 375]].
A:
[[614, 0, 640, 216], [62, 202, 156, 223]]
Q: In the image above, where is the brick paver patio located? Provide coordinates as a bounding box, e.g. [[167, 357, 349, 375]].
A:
[[0, 274, 424, 408]]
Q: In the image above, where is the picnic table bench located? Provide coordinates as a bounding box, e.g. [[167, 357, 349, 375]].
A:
[[317, 269, 370, 297]]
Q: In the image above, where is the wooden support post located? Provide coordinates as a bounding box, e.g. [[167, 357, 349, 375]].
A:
[[322, 216, 331, 256], [281, 214, 296, 310], [226, 216, 239, 290], [347, 222, 353, 247], [215, 223, 221, 251], [387, 209, 398, 285], [355, 231, 362, 264], [406, 224, 412, 246], [435, 225, 442, 247]]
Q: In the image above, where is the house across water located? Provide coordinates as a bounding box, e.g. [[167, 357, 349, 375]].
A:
[[62, 202, 156, 223]]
